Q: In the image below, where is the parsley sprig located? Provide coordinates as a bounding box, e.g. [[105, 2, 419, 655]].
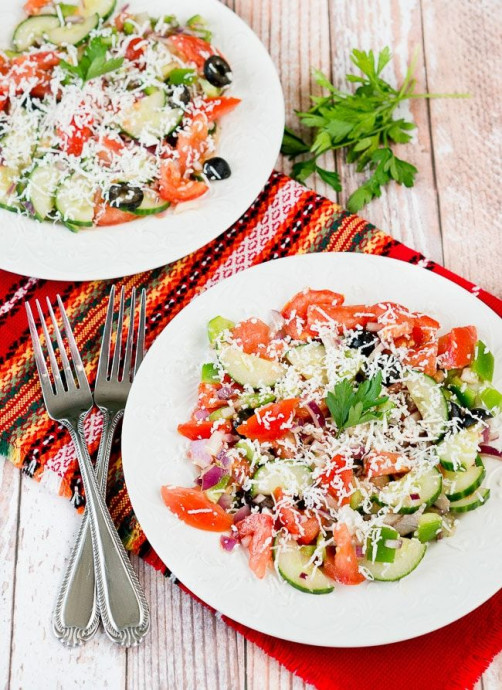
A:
[[60, 36, 124, 83], [326, 372, 389, 435], [281, 47, 468, 212]]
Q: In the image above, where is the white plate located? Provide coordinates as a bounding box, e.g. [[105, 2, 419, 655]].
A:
[[122, 253, 502, 647], [0, 1, 283, 280]]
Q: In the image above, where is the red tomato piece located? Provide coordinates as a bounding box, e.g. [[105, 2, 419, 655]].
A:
[[0, 96, 7, 112], [438, 326, 477, 369], [125, 37, 147, 63], [96, 136, 126, 166], [236, 398, 300, 441], [274, 489, 321, 545], [161, 486, 233, 531], [23, 0, 52, 14], [95, 204, 137, 226], [175, 113, 209, 172], [59, 115, 93, 156], [177, 419, 231, 440], [317, 454, 353, 506], [159, 160, 209, 203], [167, 34, 219, 71], [197, 382, 228, 411], [364, 451, 412, 478], [323, 524, 365, 585], [231, 318, 271, 357], [200, 97, 241, 122], [282, 289, 345, 340], [236, 513, 274, 578], [411, 313, 440, 346], [402, 340, 439, 377], [11, 51, 60, 71], [307, 304, 374, 335], [371, 301, 415, 340]]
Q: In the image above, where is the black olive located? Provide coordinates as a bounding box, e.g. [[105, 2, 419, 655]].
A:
[[448, 401, 463, 422], [233, 408, 254, 433], [167, 84, 190, 108], [380, 361, 402, 385], [346, 329, 377, 355], [203, 157, 231, 180], [459, 407, 492, 429], [165, 127, 181, 147], [106, 183, 144, 211], [203, 55, 232, 87]]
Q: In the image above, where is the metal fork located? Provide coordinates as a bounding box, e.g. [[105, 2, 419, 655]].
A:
[[26, 295, 149, 647]]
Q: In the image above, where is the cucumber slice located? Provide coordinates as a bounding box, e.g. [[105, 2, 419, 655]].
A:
[[27, 163, 64, 221], [0, 166, 21, 212], [119, 91, 183, 141], [208, 316, 235, 345], [442, 457, 485, 501], [208, 406, 233, 421], [360, 538, 426, 581], [219, 346, 285, 388], [275, 540, 334, 594], [12, 15, 60, 51], [437, 425, 481, 471], [81, 0, 116, 20], [63, 221, 80, 233], [366, 525, 400, 563], [416, 513, 442, 542], [201, 363, 220, 383], [55, 173, 94, 226], [286, 343, 326, 380], [47, 14, 99, 46], [406, 373, 448, 440], [239, 391, 276, 409], [236, 439, 265, 465], [449, 487, 490, 513], [449, 378, 478, 409], [128, 188, 169, 216], [251, 461, 311, 497], [376, 467, 442, 514]]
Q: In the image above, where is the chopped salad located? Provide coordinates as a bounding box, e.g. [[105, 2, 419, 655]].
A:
[[0, 0, 240, 230], [163, 300, 501, 592]]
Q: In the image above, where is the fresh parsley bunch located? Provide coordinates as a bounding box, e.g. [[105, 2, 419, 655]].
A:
[[281, 48, 467, 212], [60, 36, 124, 83], [326, 372, 389, 435]]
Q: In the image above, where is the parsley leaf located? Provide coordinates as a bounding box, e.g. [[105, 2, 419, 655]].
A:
[[282, 47, 468, 210], [325, 372, 389, 434], [61, 36, 124, 84]]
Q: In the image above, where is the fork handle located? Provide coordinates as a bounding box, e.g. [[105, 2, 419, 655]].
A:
[[52, 411, 115, 646], [65, 413, 150, 646]]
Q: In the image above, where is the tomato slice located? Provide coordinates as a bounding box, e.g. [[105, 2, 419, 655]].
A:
[[125, 37, 147, 63], [411, 313, 440, 346], [323, 524, 365, 585], [236, 513, 274, 578], [11, 50, 60, 71], [159, 160, 209, 203], [231, 318, 271, 357], [95, 204, 137, 226], [23, 0, 52, 14], [236, 398, 300, 441], [197, 382, 228, 411], [59, 115, 93, 156], [177, 419, 231, 440], [364, 451, 412, 478], [96, 136, 126, 166], [317, 454, 353, 506], [274, 489, 320, 544], [167, 34, 219, 71], [281, 289, 345, 340], [438, 326, 477, 369], [175, 113, 209, 172], [371, 301, 415, 340], [161, 486, 233, 532], [307, 304, 374, 335], [200, 97, 241, 122], [402, 340, 438, 377]]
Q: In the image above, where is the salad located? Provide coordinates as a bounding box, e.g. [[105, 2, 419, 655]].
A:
[[0, 0, 240, 230], [162, 291, 501, 594]]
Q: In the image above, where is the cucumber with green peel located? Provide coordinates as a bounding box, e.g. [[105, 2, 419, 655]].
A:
[[12, 15, 60, 51], [47, 13, 99, 46], [236, 439, 262, 464], [238, 391, 276, 409], [0, 166, 21, 213], [360, 538, 426, 582], [442, 457, 485, 501], [57, 3, 80, 18], [251, 461, 311, 497], [219, 346, 285, 388], [366, 525, 400, 563], [437, 425, 481, 471], [406, 373, 449, 440], [448, 378, 478, 409], [471, 341, 494, 382], [55, 173, 95, 226], [286, 343, 326, 380], [200, 78, 222, 99], [81, 0, 116, 20], [208, 407, 233, 421], [376, 467, 442, 514], [63, 221, 80, 233], [416, 513, 442, 542], [201, 362, 220, 383], [205, 475, 230, 503], [208, 316, 235, 345], [27, 163, 64, 221], [449, 487, 490, 513], [129, 188, 169, 216], [120, 90, 183, 140], [275, 539, 334, 594]]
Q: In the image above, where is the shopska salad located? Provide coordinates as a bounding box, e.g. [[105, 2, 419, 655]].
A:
[[0, 0, 240, 230], [162, 289, 502, 594]]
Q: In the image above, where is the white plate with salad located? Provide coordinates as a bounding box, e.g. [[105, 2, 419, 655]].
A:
[[122, 253, 502, 647], [0, 0, 283, 280]]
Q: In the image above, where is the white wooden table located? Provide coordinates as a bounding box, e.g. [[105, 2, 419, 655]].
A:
[[2, 0, 502, 688]]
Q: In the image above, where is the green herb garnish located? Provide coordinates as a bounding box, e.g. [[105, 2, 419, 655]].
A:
[[282, 47, 468, 212], [60, 36, 124, 83], [326, 372, 389, 434]]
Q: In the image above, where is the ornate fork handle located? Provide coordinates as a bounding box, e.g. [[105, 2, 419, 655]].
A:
[[59, 412, 149, 646]]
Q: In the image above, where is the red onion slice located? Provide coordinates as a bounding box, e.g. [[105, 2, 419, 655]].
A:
[[217, 385, 235, 400], [193, 408, 209, 421], [188, 440, 212, 468], [233, 504, 251, 524], [479, 444, 502, 458], [355, 545, 364, 558], [218, 493, 232, 510], [216, 449, 231, 468], [220, 535, 238, 552], [305, 401, 326, 428], [410, 493, 420, 500], [201, 465, 226, 490]]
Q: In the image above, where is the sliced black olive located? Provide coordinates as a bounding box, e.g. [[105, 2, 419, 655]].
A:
[[459, 407, 492, 428], [380, 359, 402, 385], [448, 401, 463, 422], [346, 329, 377, 355], [203, 157, 231, 180], [165, 127, 181, 147], [203, 55, 232, 87], [167, 84, 190, 108], [233, 407, 254, 433], [106, 183, 144, 211]]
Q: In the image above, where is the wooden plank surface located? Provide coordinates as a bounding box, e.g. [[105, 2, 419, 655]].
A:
[[1, 0, 502, 688]]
